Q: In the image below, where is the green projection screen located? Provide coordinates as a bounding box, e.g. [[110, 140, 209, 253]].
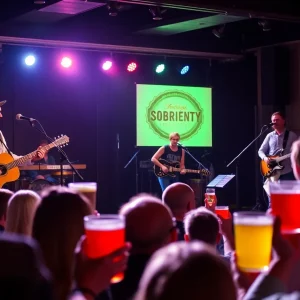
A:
[[136, 84, 212, 147]]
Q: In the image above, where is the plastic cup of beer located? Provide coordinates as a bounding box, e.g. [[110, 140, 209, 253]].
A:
[[270, 181, 300, 234], [68, 182, 97, 210], [205, 188, 217, 207], [215, 206, 230, 219], [84, 214, 125, 283], [233, 212, 274, 272]]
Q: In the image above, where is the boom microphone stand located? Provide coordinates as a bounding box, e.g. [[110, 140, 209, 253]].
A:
[[226, 123, 273, 209], [124, 148, 140, 194], [26, 119, 83, 185], [178, 143, 209, 172]]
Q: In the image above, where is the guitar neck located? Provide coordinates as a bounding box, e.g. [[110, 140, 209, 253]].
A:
[[172, 167, 200, 174], [7, 141, 59, 170], [276, 153, 291, 163]]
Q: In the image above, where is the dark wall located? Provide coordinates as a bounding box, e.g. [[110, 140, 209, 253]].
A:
[[0, 46, 257, 211]]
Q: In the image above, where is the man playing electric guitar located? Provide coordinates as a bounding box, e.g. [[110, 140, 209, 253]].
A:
[[151, 132, 186, 191], [0, 100, 45, 184], [258, 111, 298, 207]]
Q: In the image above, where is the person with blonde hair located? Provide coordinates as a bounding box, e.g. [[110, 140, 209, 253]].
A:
[[5, 190, 41, 236], [151, 132, 186, 191], [0, 188, 13, 232], [32, 186, 92, 300]]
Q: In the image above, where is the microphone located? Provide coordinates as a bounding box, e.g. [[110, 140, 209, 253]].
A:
[[16, 114, 36, 122], [177, 142, 187, 149], [266, 122, 275, 128]]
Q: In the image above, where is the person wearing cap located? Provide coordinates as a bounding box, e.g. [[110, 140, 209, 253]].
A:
[[0, 100, 45, 162]]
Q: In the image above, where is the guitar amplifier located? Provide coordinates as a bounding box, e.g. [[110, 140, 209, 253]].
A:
[[139, 160, 153, 169]]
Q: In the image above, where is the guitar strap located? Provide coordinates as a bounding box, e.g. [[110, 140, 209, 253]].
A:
[[282, 130, 289, 153]]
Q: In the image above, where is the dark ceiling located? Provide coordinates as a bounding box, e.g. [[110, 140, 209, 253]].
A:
[[0, 0, 300, 58]]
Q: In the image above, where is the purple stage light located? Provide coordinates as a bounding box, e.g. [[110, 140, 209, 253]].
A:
[[102, 60, 113, 71], [61, 57, 72, 68]]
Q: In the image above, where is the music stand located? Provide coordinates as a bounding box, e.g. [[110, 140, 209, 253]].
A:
[[207, 175, 235, 206], [207, 175, 235, 188]]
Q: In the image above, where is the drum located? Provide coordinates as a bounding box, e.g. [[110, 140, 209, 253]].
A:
[[29, 179, 53, 193], [187, 179, 206, 208]]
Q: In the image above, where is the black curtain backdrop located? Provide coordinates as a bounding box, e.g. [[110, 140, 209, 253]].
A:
[[0, 45, 257, 212]]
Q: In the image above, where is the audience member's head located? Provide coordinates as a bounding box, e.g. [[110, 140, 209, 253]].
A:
[[162, 183, 195, 220], [291, 140, 300, 180], [32, 186, 92, 300], [135, 241, 236, 300], [0, 189, 13, 230], [119, 193, 176, 254], [0, 233, 52, 300], [6, 190, 41, 236], [184, 207, 220, 245]]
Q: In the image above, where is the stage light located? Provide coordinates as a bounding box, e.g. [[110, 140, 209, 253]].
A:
[[61, 57, 72, 68], [107, 1, 120, 16], [212, 24, 225, 38], [156, 63, 165, 73], [149, 6, 167, 21], [258, 20, 271, 32], [180, 65, 190, 75], [24, 55, 36, 66], [102, 60, 113, 71], [127, 62, 137, 72]]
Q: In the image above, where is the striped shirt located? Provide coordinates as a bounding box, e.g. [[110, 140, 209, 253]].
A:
[[258, 129, 298, 175]]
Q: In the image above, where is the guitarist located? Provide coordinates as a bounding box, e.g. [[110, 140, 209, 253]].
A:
[[258, 111, 298, 207], [0, 100, 45, 168], [151, 132, 186, 191]]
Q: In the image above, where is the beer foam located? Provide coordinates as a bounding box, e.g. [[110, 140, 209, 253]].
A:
[[85, 219, 124, 231], [270, 190, 300, 195], [74, 186, 96, 192], [234, 217, 273, 226], [269, 181, 300, 194], [69, 184, 96, 192]]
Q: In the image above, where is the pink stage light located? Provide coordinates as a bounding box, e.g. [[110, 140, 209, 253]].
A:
[[127, 62, 137, 72], [61, 57, 72, 68], [102, 60, 113, 71]]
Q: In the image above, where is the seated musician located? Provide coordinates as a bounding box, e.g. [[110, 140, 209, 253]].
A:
[[25, 140, 57, 184], [151, 132, 186, 191]]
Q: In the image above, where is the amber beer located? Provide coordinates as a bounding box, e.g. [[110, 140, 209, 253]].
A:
[[68, 182, 97, 210], [233, 212, 274, 272], [215, 206, 229, 219], [84, 215, 125, 283], [205, 188, 217, 207], [270, 181, 300, 233]]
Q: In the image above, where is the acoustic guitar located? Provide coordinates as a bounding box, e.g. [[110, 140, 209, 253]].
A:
[[260, 149, 291, 179], [0, 135, 69, 188], [154, 158, 210, 178]]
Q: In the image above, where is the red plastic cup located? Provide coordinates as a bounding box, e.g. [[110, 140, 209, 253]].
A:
[[84, 214, 125, 283], [215, 206, 230, 219], [270, 181, 300, 234]]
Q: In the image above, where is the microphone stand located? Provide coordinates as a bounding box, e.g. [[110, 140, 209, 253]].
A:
[[124, 148, 140, 194], [27, 119, 84, 185], [179, 145, 209, 172], [226, 124, 271, 209]]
